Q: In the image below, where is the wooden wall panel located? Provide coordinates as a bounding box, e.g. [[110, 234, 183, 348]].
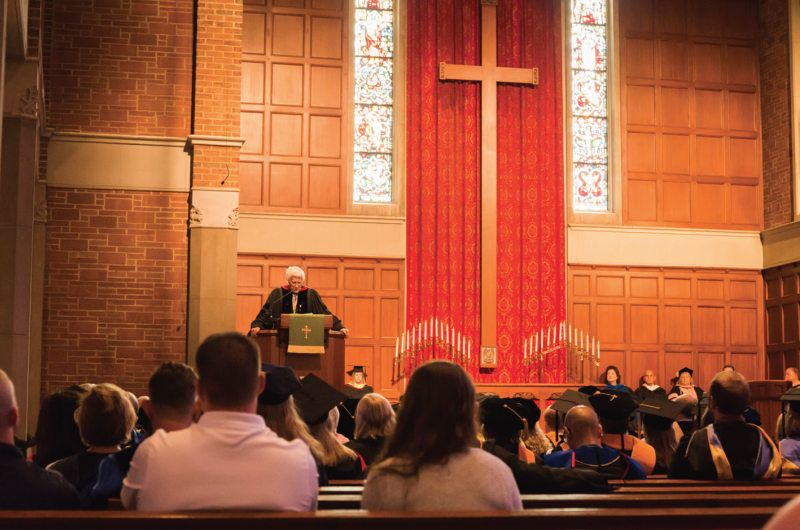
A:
[[236, 255, 405, 399], [241, 0, 348, 213], [568, 265, 764, 388], [763, 265, 800, 381], [619, 0, 762, 230]]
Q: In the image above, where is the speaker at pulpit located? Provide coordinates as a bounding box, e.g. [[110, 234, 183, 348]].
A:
[[252, 314, 346, 392]]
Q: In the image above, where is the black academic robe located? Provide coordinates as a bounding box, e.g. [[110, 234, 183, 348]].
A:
[[481, 440, 612, 494], [250, 286, 344, 331], [344, 384, 374, 399], [669, 421, 776, 480], [634, 386, 668, 403]]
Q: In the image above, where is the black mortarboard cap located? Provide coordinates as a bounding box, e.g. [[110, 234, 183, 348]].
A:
[[677, 367, 693, 378], [589, 390, 638, 420], [780, 387, 800, 414], [512, 397, 541, 425], [550, 389, 593, 415], [292, 373, 347, 426], [578, 386, 600, 396], [638, 398, 682, 431], [481, 397, 527, 438], [346, 365, 368, 378], [258, 363, 301, 405]]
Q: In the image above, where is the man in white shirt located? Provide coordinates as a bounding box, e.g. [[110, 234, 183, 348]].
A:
[[122, 333, 318, 511]]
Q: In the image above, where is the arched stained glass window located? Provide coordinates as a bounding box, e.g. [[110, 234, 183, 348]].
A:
[[571, 0, 609, 211], [353, 0, 394, 203]]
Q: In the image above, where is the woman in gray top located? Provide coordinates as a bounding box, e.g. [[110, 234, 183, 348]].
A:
[[361, 361, 521, 511]]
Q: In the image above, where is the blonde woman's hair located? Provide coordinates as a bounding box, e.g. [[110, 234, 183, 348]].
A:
[[310, 408, 359, 467], [74, 383, 136, 447], [354, 393, 395, 440], [257, 396, 323, 461]]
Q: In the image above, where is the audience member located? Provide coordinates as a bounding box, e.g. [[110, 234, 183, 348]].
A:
[[344, 366, 373, 399], [723, 365, 735, 372], [639, 399, 682, 474], [668, 367, 704, 401], [479, 397, 537, 463], [669, 371, 781, 480], [777, 387, 800, 474], [0, 369, 80, 510], [786, 367, 800, 388], [256, 364, 325, 472], [310, 408, 366, 479], [344, 393, 395, 466], [32, 388, 86, 468], [48, 383, 136, 496], [633, 370, 667, 403], [361, 361, 521, 511], [122, 333, 318, 511], [513, 397, 553, 456], [591, 390, 657, 474], [673, 394, 698, 442], [543, 406, 646, 479], [543, 405, 565, 448], [85, 362, 199, 506]]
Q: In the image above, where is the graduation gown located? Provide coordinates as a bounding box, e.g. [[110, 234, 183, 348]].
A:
[[669, 421, 782, 480], [344, 383, 374, 399], [481, 440, 613, 494], [634, 385, 668, 403], [250, 286, 344, 331], [600, 433, 657, 475], [668, 385, 704, 400], [543, 444, 647, 480], [780, 438, 800, 475]]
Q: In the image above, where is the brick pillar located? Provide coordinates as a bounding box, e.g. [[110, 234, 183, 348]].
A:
[[186, 0, 244, 363]]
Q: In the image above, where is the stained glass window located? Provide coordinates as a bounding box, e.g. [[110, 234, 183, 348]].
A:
[[572, 0, 609, 211], [353, 0, 394, 203]]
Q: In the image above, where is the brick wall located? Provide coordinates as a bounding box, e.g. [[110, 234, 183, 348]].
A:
[[43, 0, 193, 136], [759, 0, 795, 229], [42, 189, 189, 397]]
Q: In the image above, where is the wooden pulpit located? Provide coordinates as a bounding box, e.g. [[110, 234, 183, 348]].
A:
[[252, 314, 346, 392]]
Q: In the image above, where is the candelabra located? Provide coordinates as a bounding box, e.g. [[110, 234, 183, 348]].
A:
[[520, 321, 601, 384], [391, 318, 474, 385]]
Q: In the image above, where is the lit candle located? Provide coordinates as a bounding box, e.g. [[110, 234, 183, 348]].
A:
[[580, 330, 583, 350], [395, 337, 399, 358], [424, 321, 427, 341], [412, 328, 415, 349], [547, 327, 551, 347]]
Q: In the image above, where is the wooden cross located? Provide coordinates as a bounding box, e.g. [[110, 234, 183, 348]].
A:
[[302, 325, 312, 339], [438, 0, 539, 353]]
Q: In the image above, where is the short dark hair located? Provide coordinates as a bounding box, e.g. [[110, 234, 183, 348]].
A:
[[149, 362, 197, 420], [723, 365, 735, 371], [603, 365, 622, 385], [195, 333, 261, 408], [598, 415, 629, 435], [710, 372, 749, 416]]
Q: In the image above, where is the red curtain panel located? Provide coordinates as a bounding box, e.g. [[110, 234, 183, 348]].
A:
[[406, 0, 565, 383]]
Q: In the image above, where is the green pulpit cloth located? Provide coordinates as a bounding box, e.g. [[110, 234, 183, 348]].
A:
[[287, 314, 325, 354]]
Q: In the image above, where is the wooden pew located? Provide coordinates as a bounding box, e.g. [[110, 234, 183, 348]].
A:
[[316, 492, 798, 511], [0, 507, 780, 530]]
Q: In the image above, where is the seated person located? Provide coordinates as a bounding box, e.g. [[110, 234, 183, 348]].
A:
[[638, 399, 682, 475], [673, 394, 697, 443], [344, 393, 395, 466], [543, 406, 646, 480], [668, 367, 704, 401], [513, 397, 554, 457], [361, 361, 521, 511], [777, 387, 800, 474], [122, 333, 318, 511], [669, 371, 781, 480], [32, 387, 87, 468], [256, 364, 326, 484], [480, 397, 539, 463], [633, 370, 667, 403], [542, 405, 563, 450], [480, 398, 611, 494], [294, 373, 366, 480], [590, 390, 657, 475], [0, 369, 80, 510], [48, 383, 137, 500], [85, 362, 199, 506], [602, 365, 634, 395], [786, 367, 800, 388], [344, 366, 373, 399]]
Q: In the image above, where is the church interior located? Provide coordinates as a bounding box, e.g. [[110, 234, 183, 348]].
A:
[[0, 0, 799, 485]]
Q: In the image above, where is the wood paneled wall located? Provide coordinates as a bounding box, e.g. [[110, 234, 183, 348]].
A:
[[764, 263, 800, 378], [568, 265, 764, 391], [240, 0, 348, 213], [236, 255, 404, 398], [619, 0, 762, 229]]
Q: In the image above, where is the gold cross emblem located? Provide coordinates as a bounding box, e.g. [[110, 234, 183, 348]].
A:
[[302, 325, 312, 339]]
